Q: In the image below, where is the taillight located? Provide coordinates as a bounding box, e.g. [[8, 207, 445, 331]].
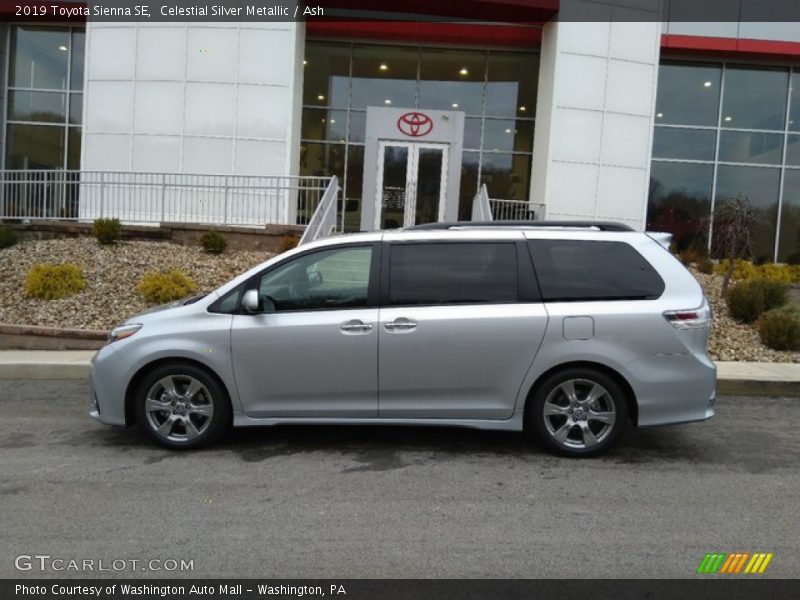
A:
[[664, 299, 712, 329]]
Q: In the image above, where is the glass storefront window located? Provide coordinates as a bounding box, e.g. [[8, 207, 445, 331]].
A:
[[485, 52, 538, 118], [718, 131, 784, 165], [302, 41, 537, 231], [302, 43, 350, 108], [786, 134, 800, 167], [6, 26, 85, 170], [655, 63, 721, 127], [651, 62, 800, 262], [779, 170, 800, 263], [652, 127, 716, 161], [648, 161, 713, 251], [6, 124, 66, 169], [352, 45, 417, 110], [419, 48, 486, 115], [715, 165, 781, 263], [721, 66, 788, 131], [481, 153, 531, 202]]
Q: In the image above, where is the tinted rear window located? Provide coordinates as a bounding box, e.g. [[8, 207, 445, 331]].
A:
[[389, 243, 518, 305], [528, 240, 664, 301]]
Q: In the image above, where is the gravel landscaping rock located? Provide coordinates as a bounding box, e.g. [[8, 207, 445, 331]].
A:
[[0, 238, 797, 363], [0, 238, 273, 331]]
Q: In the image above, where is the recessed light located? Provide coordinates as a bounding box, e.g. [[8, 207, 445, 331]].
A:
[[657, 113, 663, 118], [451, 103, 459, 108], [459, 67, 469, 76], [384, 99, 392, 105], [724, 116, 732, 122], [519, 106, 526, 112], [303, 60, 307, 65], [703, 81, 712, 87], [379, 63, 388, 71], [505, 128, 512, 133], [329, 119, 335, 124], [317, 94, 325, 101], [57, 45, 67, 52]]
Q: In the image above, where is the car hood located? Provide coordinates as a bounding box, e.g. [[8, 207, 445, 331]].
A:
[[126, 293, 209, 323]]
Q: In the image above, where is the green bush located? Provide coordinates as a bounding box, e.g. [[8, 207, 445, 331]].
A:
[[726, 279, 789, 324], [199, 230, 227, 255], [0, 223, 18, 249], [137, 270, 196, 304], [758, 307, 800, 351], [696, 258, 714, 274], [24, 263, 86, 300], [276, 234, 300, 253], [91, 218, 122, 245]]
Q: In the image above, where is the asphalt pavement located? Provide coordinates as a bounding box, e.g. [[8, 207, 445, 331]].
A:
[[1, 379, 798, 579]]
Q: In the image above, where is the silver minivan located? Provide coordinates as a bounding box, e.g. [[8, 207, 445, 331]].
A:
[[90, 222, 715, 457]]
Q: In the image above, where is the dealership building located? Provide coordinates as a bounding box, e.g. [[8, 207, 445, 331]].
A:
[[0, 1, 799, 262]]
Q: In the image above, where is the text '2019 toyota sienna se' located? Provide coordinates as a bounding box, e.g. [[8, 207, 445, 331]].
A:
[[90, 221, 715, 457]]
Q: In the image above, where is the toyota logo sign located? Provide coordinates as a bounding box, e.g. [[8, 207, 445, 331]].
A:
[[397, 112, 433, 137]]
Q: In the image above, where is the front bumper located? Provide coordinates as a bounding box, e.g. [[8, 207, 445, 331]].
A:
[[88, 345, 128, 426]]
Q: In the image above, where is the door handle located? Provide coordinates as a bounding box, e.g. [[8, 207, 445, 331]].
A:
[[384, 317, 417, 332], [340, 319, 373, 333]]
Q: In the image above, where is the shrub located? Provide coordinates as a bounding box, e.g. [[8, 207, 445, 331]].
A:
[[199, 230, 227, 255], [0, 223, 18, 249], [276, 234, 300, 253], [758, 307, 800, 351], [696, 258, 714, 275], [726, 279, 789, 324], [24, 263, 86, 300], [758, 263, 799, 284], [137, 270, 196, 304], [91, 218, 122, 245], [677, 247, 707, 267], [714, 258, 757, 281]]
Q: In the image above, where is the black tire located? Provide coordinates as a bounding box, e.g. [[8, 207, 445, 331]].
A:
[[135, 362, 231, 450], [527, 367, 629, 458]]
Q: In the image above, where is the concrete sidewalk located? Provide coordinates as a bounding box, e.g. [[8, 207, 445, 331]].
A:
[[0, 351, 797, 397]]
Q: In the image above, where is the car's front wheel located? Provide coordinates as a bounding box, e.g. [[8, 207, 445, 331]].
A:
[[528, 368, 628, 457], [135, 363, 231, 450]]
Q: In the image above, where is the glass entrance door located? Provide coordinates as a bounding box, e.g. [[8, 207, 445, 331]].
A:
[[375, 141, 448, 229]]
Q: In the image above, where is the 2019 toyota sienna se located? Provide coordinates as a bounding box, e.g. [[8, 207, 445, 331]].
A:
[[89, 221, 716, 457]]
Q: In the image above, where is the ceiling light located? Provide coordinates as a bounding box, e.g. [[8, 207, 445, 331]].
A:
[[656, 113, 663, 118], [303, 60, 307, 65], [459, 67, 469, 76], [329, 119, 335, 124], [451, 103, 459, 108], [379, 63, 388, 71], [519, 106, 526, 112], [57, 45, 68, 52], [384, 99, 392, 105], [505, 128, 512, 133], [317, 94, 325, 101], [724, 116, 732, 122], [703, 81, 712, 87]]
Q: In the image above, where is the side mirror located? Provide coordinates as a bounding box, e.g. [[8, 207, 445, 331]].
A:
[[241, 289, 260, 313]]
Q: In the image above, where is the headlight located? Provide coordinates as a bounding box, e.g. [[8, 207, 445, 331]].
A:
[[109, 323, 142, 342]]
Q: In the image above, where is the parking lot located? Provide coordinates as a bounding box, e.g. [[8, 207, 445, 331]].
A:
[[1, 379, 798, 579]]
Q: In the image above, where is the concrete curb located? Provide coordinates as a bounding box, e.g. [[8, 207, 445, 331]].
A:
[[0, 353, 798, 396], [0, 323, 107, 351]]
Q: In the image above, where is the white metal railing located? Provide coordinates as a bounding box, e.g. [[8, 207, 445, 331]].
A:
[[489, 198, 538, 221], [472, 183, 493, 221], [0, 170, 332, 227], [299, 176, 340, 246]]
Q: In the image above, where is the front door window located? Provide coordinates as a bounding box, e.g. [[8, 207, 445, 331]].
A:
[[376, 142, 448, 229]]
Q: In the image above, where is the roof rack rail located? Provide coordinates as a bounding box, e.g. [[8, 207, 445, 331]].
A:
[[407, 220, 635, 232]]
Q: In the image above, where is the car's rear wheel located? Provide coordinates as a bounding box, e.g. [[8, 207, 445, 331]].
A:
[[135, 363, 230, 450], [528, 368, 628, 457]]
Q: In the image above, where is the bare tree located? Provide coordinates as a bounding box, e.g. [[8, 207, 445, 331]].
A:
[[711, 195, 759, 296]]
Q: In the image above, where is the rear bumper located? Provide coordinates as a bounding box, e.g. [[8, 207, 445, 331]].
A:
[[628, 353, 716, 427]]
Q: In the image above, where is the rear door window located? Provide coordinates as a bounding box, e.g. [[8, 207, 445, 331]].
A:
[[527, 240, 664, 301], [388, 242, 518, 305]]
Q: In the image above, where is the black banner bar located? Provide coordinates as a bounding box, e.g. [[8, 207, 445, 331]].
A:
[[3, 579, 800, 600]]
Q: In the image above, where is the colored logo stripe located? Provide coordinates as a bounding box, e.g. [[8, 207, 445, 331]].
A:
[[697, 552, 773, 574]]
